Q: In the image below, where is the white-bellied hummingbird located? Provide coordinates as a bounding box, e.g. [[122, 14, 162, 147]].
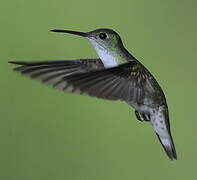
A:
[[9, 28, 177, 160]]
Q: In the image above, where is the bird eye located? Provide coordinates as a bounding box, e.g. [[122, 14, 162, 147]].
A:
[[99, 33, 107, 40]]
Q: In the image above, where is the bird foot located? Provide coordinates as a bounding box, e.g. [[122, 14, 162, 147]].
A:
[[135, 110, 150, 122]]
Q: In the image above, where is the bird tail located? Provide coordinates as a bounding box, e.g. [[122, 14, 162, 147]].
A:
[[151, 108, 177, 160], [155, 132, 177, 160]]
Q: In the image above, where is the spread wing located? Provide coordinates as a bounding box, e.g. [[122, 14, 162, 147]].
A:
[[9, 59, 149, 102], [9, 58, 104, 84]]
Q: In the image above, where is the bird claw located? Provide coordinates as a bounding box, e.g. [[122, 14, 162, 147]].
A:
[[135, 110, 143, 122], [135, 110, 150, 122]]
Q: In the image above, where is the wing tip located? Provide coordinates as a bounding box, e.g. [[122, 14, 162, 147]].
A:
[[8, 61, 29, 66], [8, 61, 18, 64]]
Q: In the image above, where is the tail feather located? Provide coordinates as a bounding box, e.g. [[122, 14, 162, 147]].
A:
[[150, 106, 177, 160], [156, 133, 177, 160]]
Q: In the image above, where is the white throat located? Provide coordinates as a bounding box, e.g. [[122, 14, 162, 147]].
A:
[[88, 39, 118, 68]]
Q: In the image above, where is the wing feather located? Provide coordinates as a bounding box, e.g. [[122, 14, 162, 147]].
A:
[[10, 59, 149, 103]]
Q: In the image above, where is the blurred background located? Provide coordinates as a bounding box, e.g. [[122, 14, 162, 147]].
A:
[[1, 0, 197, 179]]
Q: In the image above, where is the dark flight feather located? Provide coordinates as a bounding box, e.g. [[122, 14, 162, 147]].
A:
[[9, 59, 148, 102]]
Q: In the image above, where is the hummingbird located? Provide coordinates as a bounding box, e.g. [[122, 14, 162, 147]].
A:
[[9, 28, 177, 160]]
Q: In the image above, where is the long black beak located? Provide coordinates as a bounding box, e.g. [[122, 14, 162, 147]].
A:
[[50, 29, 87, 37]]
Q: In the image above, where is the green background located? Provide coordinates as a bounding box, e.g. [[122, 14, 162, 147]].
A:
[[1, 0, 197, 179]]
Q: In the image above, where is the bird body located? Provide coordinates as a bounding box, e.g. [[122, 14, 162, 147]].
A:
[[9, 28, 177, 160]]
